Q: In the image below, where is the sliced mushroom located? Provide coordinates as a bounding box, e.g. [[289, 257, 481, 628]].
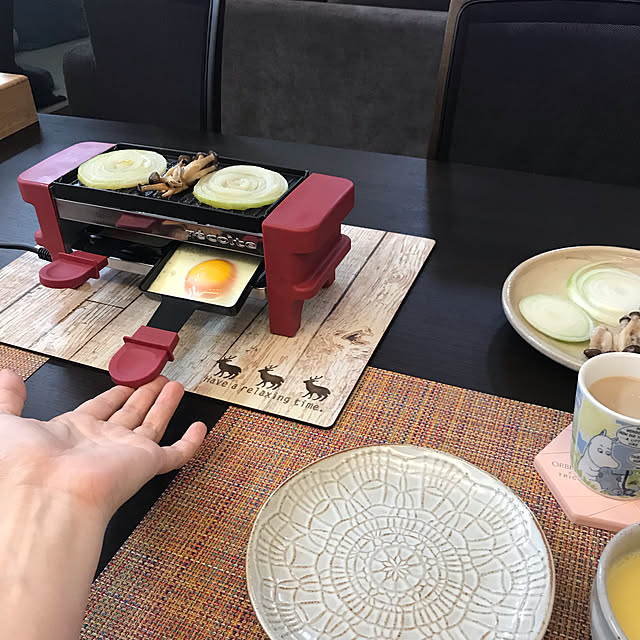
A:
[[615, 314, 639, 352], [613, 316, 631, 351], [585, 325, 614, 358], [618, 311, 640, 353]]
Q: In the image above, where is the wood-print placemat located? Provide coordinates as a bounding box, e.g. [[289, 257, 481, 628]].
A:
[[81, 368, 612, 640], [0, 226, 434, 427]]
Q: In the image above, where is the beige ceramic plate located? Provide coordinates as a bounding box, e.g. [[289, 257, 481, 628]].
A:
[[502, 246, 640, 371], [247, 445, 554, 640]]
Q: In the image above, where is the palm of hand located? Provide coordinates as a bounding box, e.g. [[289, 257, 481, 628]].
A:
[[0, 372, 206, 523]]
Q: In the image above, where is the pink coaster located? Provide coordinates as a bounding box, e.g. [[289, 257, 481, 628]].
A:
[[534, 424, 640, 532]]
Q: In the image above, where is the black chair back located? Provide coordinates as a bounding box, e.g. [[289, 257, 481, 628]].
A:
[[429, 0, 640, 186], [0, 0, 15, 72], [83, 0, 224, 131]]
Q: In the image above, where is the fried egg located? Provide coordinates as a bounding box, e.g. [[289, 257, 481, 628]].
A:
[[184, 259, 236, 300]]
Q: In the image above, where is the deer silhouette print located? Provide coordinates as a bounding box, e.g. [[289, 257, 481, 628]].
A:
[[303, 376, 331, 401], [257, 365, 284, 389], [215, 356, 241, 379]]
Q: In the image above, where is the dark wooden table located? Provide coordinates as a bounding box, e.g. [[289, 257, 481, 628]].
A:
[[1, 114, 639, 570]]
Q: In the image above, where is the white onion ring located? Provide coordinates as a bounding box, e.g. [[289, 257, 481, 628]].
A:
[[519, 294, 593, 342], [193, 165, 288, 210], [567, 262, 640, 325], [77, 149, 167, 190]]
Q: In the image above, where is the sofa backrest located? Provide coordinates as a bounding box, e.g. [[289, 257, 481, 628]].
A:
[[222, 0, 447, 156], [327, 0, 450, 13]]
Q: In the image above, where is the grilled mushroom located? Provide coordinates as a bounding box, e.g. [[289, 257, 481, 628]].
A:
[[191, 165, 218, 181], [139, 151, 219, 198], [165, 162, 185, 188], [137, 182, 170, 193], [182, 152, 217, 184]]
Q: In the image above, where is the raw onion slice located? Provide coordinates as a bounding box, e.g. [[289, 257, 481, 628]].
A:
[[193, 165, 288, 210], [519, 294, 593, 342], [77, 149, 167, 190], [567, 263, 640, 325]]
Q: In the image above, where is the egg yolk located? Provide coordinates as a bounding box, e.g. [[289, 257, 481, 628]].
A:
[[184, 259, 236, 300]]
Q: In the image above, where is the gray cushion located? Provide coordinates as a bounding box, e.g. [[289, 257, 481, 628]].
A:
[[222, 0, 447, 156], [327, 0, 450, 13]]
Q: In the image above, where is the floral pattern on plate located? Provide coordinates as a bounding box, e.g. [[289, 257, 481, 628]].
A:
[[247, 445, 554, 640]]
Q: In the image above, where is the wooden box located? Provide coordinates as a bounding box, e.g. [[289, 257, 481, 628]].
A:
[[0, 73, 38, 140]]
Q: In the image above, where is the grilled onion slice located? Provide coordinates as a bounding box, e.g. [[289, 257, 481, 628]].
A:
[[193, 165, 288, 210], [77, 149, 167, 190]]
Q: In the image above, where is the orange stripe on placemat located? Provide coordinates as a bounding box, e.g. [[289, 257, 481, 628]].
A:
[[0, 344, 48, 380], [81, 367, 611, 640]]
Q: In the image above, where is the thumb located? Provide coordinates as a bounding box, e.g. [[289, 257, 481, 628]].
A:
[[0, 369, 27, 416]]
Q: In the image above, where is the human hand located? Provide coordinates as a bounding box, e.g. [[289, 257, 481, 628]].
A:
[[0, 369, 207, 525]]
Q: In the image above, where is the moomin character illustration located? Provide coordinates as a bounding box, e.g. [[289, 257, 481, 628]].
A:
[[578, 430, 619, 490], [611, 437, 640, 497]]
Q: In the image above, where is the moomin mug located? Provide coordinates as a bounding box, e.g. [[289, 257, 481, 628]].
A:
[[572, 352, 640, 499]]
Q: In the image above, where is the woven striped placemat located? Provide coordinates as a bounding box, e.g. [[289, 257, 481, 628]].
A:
[[81, 367, 612, 640], [0, 344, 48, 380]]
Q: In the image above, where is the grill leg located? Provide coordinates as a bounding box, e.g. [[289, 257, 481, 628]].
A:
[[323, 270, 336, 288], [268, 293, 304, 337]]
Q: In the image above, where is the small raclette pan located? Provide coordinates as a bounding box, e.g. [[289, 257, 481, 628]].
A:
[[141, 243, 264, 327], [108, 244, 264, 387]]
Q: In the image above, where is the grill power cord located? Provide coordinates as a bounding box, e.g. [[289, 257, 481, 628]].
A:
[[0, 243, 52, 261]]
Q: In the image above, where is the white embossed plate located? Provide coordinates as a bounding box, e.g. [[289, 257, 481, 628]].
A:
[[246, 445, 555, 640]]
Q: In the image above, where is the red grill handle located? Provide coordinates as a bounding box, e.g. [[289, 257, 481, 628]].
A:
[[109, 326, 179, 388], [39, 251, 108, 289]]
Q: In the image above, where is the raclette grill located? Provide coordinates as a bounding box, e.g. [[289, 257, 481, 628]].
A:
[[50, 143, 308, 235], [18, 141, 354, 387]]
